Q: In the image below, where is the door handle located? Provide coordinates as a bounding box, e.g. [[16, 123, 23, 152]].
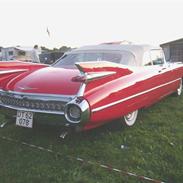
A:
[[158, 67, 166, 73]]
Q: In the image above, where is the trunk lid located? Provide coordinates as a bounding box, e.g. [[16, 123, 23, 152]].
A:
[[3, 67, 81, 95]]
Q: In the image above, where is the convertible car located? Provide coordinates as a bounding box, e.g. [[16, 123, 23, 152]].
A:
[[0, 43, 183, 132]]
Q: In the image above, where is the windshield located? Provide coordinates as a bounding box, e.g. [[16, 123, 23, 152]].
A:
[[54, 51, 136, 67]]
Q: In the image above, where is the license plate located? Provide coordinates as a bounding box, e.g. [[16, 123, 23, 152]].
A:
[[16, 111, 34, 128]]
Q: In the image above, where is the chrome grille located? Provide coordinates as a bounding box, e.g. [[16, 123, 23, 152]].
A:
[[0, 93, 68, 113]]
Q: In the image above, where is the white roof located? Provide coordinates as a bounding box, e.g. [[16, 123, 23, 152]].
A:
[[72, 44, 161, 66]]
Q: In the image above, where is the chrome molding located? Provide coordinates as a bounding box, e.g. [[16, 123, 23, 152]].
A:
[[0, 104, 65, 115], [75, 62, 116, 97], [92, 78, 181, 112], [85, 71, 116, 82], [0, 89, 75, 115], [0, 89, 75, 101], [0, 69, 28, 75], [77, 83, 86, 97], [75, 62, 85, 73], [64, 98, 90, 124]]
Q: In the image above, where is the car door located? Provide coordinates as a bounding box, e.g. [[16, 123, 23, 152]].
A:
[[150, 49, 179, 97], [140, 49, 178, 106]]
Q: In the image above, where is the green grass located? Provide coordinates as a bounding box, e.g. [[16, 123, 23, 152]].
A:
[[0, 94, 183, 183]]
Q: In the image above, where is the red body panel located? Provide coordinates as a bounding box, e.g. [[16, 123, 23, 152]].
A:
[[3, 67, 81, 95], [82, 64, 183, 130], [0, 58, 183, 131], [0, 61, 81, 95]]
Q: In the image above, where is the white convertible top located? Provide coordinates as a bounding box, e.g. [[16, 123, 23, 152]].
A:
[[72, 44, 161, 66]]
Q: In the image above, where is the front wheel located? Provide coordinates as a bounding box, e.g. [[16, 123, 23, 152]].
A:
[[177, 79, 182, 96], [123, 110, 138, 126]]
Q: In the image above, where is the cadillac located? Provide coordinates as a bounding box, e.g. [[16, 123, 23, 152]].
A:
[[0, 43, 182, 134]]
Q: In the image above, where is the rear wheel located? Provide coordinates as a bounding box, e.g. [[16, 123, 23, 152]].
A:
[[123, 110, 138, 126], [177, 79, 182, 96]]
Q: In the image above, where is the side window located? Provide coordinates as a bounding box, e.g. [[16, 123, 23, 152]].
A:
[[150, 49, 164, 65], [143, 51, 152, 66]]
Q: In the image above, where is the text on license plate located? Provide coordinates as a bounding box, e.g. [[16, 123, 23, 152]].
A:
[[16, 111, 34, 128]]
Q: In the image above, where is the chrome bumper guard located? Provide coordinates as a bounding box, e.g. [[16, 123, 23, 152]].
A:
[[0, 90, 90, 125], [0, 90, 74, 115]]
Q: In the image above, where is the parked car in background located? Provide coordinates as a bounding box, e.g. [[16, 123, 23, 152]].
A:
[[0, 43, 182, 132]]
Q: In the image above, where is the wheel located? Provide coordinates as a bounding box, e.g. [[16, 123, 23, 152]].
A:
[[123, 110, 138, 126], [177, 79, 182, 96]]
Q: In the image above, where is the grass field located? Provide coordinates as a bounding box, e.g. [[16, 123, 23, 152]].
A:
[[0, 94, 183, 183]]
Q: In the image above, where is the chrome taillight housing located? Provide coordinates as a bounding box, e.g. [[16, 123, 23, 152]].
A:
[[64, 97, 90, 124]]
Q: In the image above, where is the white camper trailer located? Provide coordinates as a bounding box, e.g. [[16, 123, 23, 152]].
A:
[[1, 46, 41, 63]]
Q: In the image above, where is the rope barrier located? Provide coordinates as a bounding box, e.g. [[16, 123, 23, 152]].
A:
[[0, 136, 166, 183]]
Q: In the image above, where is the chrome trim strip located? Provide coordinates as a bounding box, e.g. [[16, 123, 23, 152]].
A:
[[92, 78, 181, 112], [77, 83, 86, 97], [0, 104, 64, 115], [0, 69, 28, 75], [85, 71, 116, 82], [76, 68, 86, 97], [75, 62, 85, 73], [0, 89, 75, 101]]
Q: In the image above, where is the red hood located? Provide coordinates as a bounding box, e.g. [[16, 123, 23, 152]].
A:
[[3, 67, 81, 95]]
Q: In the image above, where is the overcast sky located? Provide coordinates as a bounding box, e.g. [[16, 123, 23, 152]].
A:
[[0, 0, 182, 48]]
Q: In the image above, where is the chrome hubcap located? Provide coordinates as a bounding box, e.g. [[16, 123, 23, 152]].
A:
[[124, 110, 138, 126], [125, 113, 134, 121], [177, 79, 182, 96]]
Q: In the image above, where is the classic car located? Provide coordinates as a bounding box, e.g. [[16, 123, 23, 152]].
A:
[[0, 43, 183, 133]]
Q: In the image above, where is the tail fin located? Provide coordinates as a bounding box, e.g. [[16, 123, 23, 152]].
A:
[[0, 61, 47, 75], [73, 61, 132, 82]]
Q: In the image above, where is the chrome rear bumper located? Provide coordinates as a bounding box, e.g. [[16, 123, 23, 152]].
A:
[[0, 90, 74, 115]]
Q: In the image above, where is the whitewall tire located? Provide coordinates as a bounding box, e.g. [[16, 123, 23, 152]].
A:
[[123, 110, 138, 126], [177, 79, 182, 96]]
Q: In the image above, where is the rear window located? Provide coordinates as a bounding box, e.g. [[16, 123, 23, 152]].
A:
[[54, 51, 136, 67]]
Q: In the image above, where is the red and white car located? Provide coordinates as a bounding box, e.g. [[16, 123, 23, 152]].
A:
[[0, 43, 182, 131]]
